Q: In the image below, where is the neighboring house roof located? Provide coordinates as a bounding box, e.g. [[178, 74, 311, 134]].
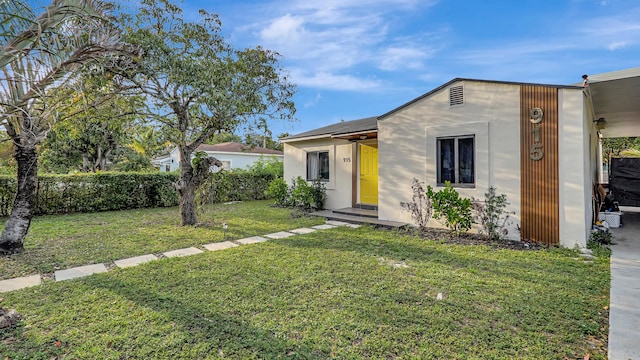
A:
[[195, 142, 283, 155], [378, 78, 583, 120], [282, 116, 378, 142]]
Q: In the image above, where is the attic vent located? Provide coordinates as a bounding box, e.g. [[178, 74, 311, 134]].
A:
[[449, 85, 464, 106]]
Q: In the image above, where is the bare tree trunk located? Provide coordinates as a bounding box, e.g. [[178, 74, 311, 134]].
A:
[[82, 152, 89, 172], [177, 147, 197, 226], [175, 146, 222, 226], [0, 145, 38, 254]]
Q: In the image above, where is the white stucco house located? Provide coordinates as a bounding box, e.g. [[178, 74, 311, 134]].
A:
[[154, 142, 283, 172], [282, 67, 640, 248]]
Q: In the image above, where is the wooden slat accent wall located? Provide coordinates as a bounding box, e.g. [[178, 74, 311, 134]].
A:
[[520, 86, 559, 245]]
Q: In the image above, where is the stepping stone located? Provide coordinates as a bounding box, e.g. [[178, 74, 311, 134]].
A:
[[114, 254, 158, 269], [163, 247, 204, 258], [264, 231, 295, 239], [55, 264, 107, 281], [236, 236, 268, 245], [312, 224, 337, 230], [203, 241, 239, 251], [326, 220, 351, 226], [0, 275, 41, 292], [346, 224, 362, 228], [289, 228, 317, 234]]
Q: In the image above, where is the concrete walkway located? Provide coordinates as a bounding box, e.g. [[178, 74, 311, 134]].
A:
[[0, 222, 360, 293], [609, 211, 640, 360]]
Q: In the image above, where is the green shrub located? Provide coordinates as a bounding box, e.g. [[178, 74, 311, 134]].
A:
[[0, 171, 276, 217], [267, 176, 326, 212], [588, 231, 613, 257], [267, 177, 291, 207], [426, 181, 472, 235], [589, 229, 613, 245], [472, 186, 514, 241], [309, 179, 326, 210], [245, 156, 283, 178], [31, 173, 179, 215], [196, 171, 275, 208]]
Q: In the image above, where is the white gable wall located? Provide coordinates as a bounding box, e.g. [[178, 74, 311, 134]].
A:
[[378, 81, 523, 240], [379, 80, 592, 247], [283, 139, 354, 210]]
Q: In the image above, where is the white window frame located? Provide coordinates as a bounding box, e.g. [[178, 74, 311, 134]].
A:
[[306, 151, 330, 182]]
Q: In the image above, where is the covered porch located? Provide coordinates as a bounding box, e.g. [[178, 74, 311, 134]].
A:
[[587, 67, 640, 183], [587, 68, 640, 359]]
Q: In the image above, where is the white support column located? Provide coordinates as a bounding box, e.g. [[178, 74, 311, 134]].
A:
[[598, 132, 604, 183]]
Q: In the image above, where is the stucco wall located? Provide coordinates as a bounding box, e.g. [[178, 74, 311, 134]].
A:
[[557, 89, 592, 248], [283, 139, 354, 209], [378, 80, 522, 240]]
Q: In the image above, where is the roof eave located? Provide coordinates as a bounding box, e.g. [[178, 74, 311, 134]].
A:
[[280, 134, 332, 143]]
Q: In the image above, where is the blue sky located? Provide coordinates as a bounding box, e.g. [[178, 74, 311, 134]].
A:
[[167, 0, 639, 137]]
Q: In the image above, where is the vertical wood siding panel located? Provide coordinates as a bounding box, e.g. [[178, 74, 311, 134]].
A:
[[520, 86, 559, 245]]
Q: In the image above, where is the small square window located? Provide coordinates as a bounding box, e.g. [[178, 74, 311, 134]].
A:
[[307, 151, 329, 181], [437, 135, 474, 186]]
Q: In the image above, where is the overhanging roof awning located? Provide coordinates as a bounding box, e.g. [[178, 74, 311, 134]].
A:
[[588, 67, 640, 138], [281, 116, 378, 142]]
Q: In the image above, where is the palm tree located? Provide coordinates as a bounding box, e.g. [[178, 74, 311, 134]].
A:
[[0, 0, 130, 253]]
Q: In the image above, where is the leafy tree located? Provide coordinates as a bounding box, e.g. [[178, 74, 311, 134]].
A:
[[40, 76, 144, 173], [241, 130, 289, 151], [119, 125, 171, 171], [117, 0, 295, 226], [602, 137, 640, 163], [0, 0, 130, 253], [205, 132, 243, 145]]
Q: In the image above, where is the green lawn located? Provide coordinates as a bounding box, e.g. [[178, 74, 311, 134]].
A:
[[0, 200, 324, 280], [0, 206, 609, 359]]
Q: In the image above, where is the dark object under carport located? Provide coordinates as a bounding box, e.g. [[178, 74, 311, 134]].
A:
[[610, 157, 640, 207]]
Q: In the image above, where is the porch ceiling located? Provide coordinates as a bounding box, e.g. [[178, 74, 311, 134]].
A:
[[331, 131, 378, 141], [589, 67, 640, 138]]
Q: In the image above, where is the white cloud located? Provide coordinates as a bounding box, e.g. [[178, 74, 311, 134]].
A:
[[241, 0, 440, 91], [378, 46, 435, 71], [608, 41, 628, 51], [291, 69, 382, 91], [260, 14, 305, 43]]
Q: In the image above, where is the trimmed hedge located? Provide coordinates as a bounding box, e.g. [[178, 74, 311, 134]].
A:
[[198, 172, 275, 205], [0, 171, 275, 216]]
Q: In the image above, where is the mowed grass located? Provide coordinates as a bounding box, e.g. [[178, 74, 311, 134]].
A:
[[0, 221, 609, 359], [0, 200, 324, 279]]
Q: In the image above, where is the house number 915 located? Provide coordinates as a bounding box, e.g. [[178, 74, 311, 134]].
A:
[[529, 107, 543, 161]]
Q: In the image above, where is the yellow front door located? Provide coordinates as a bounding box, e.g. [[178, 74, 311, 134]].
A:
[[359, 143, 378, 205]]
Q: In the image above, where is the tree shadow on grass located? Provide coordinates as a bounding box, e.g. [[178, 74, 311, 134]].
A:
[[87, 273, 326, 359]]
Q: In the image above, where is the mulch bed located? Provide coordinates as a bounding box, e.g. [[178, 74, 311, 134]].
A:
[[419, 229, 546, 250]]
